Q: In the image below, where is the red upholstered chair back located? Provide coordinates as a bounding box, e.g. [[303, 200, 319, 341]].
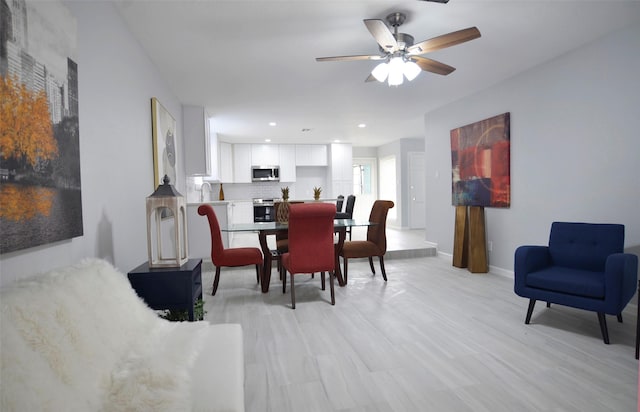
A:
[[197, 204, 225, 263], [286, 203, 336, 274], [366, 200, 395, 254], [274, 201, 304, 244]]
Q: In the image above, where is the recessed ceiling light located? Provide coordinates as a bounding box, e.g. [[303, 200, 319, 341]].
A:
[[358, 123, 366, 128], [269, 122, 277, 126], [334, 139, 341, 143], [265, 139, 271, 142]]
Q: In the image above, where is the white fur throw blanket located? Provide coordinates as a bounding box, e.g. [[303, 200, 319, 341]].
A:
[[0, 259, 244, 412]]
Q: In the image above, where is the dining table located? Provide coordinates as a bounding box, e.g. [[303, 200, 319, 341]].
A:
[[222, 219, 374, 292]]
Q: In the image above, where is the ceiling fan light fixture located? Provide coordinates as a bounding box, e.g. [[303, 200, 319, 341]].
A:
[[371, 62, 389, 82], [403, 60, 421, 81], [388, 56, 404, 86]]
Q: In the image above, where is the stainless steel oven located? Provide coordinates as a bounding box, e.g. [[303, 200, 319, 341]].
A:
[[253, 198, 275, 222]]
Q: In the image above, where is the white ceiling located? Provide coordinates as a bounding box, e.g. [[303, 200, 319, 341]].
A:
[[114, 0, 640, 147]]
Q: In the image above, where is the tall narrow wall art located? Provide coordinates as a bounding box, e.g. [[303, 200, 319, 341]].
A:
[[0, 0, 82, 254]]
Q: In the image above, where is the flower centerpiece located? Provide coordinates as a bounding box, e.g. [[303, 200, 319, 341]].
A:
[[313, 186, 322, 201]]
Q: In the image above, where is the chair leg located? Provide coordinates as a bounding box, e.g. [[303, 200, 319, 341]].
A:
[[329, 271, 335, 305], [321, 272, 326, 290], [290, 273, 296, 309], [617, 313, 623, 323], [368, 257, 376, 274], [379, 256, 387, 281], [597, 312, 610, 344], [343, 257, 349, 283], [546, 302, 551, 308], [282, 266, 287, 293], [212, 267, 222, 296], [525, 299, 536, 324], [255, 264, 261, 284]]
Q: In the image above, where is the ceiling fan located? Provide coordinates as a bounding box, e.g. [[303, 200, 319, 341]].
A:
[[315, 12, 480, 86]]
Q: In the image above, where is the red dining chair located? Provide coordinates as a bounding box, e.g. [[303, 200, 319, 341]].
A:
[[280, 203, 336, 309], [340, 200, 394, 283], [272, 201, 304, 274], [198, 204, 263, 295]]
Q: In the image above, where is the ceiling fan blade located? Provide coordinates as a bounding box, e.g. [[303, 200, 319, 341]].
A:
[[407, 27, 481, 55], [365, 73, 378, 83], [412, 56, 456, 75], [364, 19, 398, 52], [316, 54, 384, 62]]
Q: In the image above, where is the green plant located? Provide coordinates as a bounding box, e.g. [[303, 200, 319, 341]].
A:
[[160, 299, 206, 322]]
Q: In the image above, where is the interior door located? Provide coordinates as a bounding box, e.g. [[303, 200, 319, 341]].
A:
[[408, 151, 426, 229], [351, 157, 377, 221]]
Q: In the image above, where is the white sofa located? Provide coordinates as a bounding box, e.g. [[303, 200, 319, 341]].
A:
[[0, 259, 244, 412]]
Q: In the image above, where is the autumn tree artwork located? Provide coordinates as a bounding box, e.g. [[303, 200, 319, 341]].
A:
[[0, 0, 82, 254]]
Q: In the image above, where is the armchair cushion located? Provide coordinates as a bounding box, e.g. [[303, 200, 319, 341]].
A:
[[525, 267, 604, 299]]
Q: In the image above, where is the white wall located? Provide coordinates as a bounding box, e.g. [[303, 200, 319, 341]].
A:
[[0, 2, 184, 284], [424, 23, 640, 274]]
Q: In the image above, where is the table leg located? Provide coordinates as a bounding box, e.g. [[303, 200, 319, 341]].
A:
[[334, 227, 346, 287], [258, 231, 272, 293]]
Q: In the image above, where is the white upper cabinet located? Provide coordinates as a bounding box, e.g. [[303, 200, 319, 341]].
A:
[[251, 144, 279, 166], [219, 142, 233, 183], [233, 144, 252, 183], [183, 105, 216, 177], [295, 144, 327, 166], [279, 144, 296, 182], [330, 143, 353, 180]]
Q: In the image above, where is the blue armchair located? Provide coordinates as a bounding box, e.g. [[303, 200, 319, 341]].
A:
[[514, 222, 638, 344]]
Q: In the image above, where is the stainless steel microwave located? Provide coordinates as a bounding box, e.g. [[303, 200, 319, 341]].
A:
[[251, 166, 279, 182]]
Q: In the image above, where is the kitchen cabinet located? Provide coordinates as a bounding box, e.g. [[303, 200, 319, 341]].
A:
[[229, 201, 253, 224], [279, 144, 296, 182], [296, 144, 327, 166], [251, 144, 279, 166], [183, 105, 217, 178], [183, 105, 209, 176], [330, 143, 353, 198], [233, 144, 252, 183], [219, 142, 233, 183]]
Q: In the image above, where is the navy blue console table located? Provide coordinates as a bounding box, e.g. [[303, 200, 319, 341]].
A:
[[128, 259, 203, 321]]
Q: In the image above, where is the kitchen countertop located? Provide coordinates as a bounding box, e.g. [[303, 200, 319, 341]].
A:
[[187, 200, 230, 206], [187, 198, 339, 206]]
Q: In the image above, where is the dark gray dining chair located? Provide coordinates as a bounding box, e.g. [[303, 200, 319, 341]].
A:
[[335, 195, 355, 239]]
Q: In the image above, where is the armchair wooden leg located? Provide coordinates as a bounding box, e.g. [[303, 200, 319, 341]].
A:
[[290, 273, 296, 309], [368, 257, 376, 275], [546, 302, 551, 308], [616, 313, 623, 323], [597, 312, 610, 344], [379, 256, 387, 281], [525, 299, 536, 324], [329, 271, 335, 305], [212, 267, 222, 296], [255, 264, 261, 284], [321, 272, 326, 290]]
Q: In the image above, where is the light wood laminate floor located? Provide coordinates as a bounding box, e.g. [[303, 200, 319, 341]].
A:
[[202, 255, 638, 412]]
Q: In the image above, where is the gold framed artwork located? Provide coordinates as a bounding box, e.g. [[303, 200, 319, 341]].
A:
[[151, 97, 177, 189]]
